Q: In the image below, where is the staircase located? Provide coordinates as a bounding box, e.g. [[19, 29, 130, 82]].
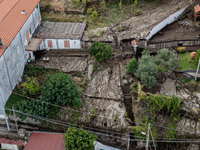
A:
[[121, 84, 135, 125]]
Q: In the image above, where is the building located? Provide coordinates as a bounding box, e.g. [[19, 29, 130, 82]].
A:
[[0, 138, 25, 150], [24, 132, 65, 150], [0, 0, 41, 114], [32, 21, 86, 50]]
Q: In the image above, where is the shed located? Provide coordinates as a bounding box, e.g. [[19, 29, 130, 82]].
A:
[[0, 138, 24, 150], [194, 4, 200, 19], [33, 20, 86, 50]]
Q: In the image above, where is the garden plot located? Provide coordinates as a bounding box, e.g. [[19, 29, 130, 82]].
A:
[[34, 57, 87, 73], [85, 63, 121, 100]]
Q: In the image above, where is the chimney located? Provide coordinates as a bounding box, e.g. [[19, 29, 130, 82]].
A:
[[21, 10, 26, 15], [0, 39, 2, 45]]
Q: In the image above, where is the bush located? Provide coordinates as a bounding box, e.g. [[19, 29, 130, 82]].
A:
[[125, 58, 137, 76], [136, 51, 157, 88], [90, 10, 98, 22], [178, 47, 185, 53], [89, 42, 113, 62], [39, 73, 81, 107], [194, 49, 200, 65], [63, 127, 97, 150]]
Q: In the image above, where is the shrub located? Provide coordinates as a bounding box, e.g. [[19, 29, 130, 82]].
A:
[[89, 42, 113, 62], [63, 127, 97, 150], [194, 49, 200, 65], [21, 77, 41, 95], [90, 10, 98, 22], [134, 0, 138, 5], [178, 47, 185, 53], [125, 58, 137, 75], [136, 10, 140, 14], [39, 73, 81, 107]]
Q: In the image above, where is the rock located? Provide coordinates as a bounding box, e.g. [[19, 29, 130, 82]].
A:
[[187, 144, 199, 150]]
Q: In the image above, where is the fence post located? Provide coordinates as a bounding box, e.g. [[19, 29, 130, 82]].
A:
[[12, 106, 18, 132]]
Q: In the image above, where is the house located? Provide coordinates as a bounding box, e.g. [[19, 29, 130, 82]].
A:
[[0, 138, 25, 150], [24, 132, 65, 150], [32, 21, 86, 50], [0, 0, 41, 114]]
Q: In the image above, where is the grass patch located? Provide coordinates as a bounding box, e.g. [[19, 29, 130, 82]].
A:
[[179, 53, 197, 70]]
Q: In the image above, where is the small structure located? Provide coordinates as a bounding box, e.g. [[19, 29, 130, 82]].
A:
[[24, 132, 65, 150], [0, 138, 25, 150], [194, 4, 200, 20], [191, 51, 196, 59], [33, 21, 86, 50]]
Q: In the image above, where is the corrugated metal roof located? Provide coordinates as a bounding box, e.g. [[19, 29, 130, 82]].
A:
[[33, 21, 86, 40], [0, 138, 24, 146], [0, 0, 40, 56], [24, 132, 65, 150]]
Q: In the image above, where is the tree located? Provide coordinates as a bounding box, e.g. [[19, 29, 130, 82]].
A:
[[125, 58, 137, 75], [63, 127, 97, 150], [89, 42, 113, 62], [39, 73, 81, 107], [154, 48, 178, 70], [136, 50, 157, 88], [194, 49, 200, 66]]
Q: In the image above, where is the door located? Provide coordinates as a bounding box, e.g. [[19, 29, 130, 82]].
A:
[[48, 40, 53, 48], [64, 40, 70, 48], [38, 16, 41, 26], [26, 31, 30, 44]]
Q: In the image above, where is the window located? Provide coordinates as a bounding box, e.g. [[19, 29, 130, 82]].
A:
[[48, 40, 53, 47], [64, 41, 70, 48], [178, 43, 183, 47]]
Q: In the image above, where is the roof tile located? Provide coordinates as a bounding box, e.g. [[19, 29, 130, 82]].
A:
[[0, 0, 40, 56]]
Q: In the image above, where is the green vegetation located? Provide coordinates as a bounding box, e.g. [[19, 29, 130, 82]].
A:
[[13, 73, 81, 121], [178, 47, 185, 53], [136, 50, 158, 88], [89, 42, 113, 62], [179, 52, 197, 70], [92, 63, 98, 75], [133, 83, 182, 140], [21, 77, 41, 95], [125, 58, 137, 76], [63, 127, 97, 150], [39, 73, 81, 107], [194, 49, 200, 66]]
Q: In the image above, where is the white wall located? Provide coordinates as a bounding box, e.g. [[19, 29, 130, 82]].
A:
[[0, 3, 41, 114], [146, 6, 189, 40], [1, 143, 18, 150], [41, 39, 81, 49]]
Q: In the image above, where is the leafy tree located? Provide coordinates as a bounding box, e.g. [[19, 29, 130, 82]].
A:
[[194, 49, 200, 66], [63, 127, 97, 150], [125, 58, 137, 75], [136, 50, 157, 88], [89, 42, 113, 62], [39, 73, 81, 107]]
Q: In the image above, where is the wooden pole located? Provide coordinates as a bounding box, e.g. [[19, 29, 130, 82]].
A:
[[12, 106, 18, 132], [146, 123, 150, 150]]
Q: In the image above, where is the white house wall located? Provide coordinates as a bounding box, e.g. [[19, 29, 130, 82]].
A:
[[0, 4, 41, 114], [41, 39, 81, 49], [146, 6, 189, 40]]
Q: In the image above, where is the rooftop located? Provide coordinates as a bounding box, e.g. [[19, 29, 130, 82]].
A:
[[148, 18, 200, 43], [24, 132, 65, 150], [33, 21, 86, 40], [0, 0, 40, 56], [194, 4, 200, 13], [0, 138, 24, 146]]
